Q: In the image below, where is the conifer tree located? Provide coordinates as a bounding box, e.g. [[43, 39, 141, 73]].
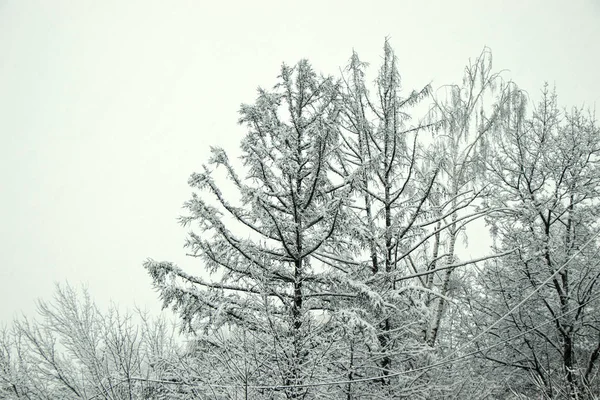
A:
[[327, 40, 439, 397], [145, 60, 349, 398]]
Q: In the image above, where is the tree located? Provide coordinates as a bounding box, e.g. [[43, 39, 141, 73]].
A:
[[422, 47, 516, 349], [0, 284, 181, 399], [471, 84, 600, 399], [144, 59, 350, 399], [327, 39, 439, 398]]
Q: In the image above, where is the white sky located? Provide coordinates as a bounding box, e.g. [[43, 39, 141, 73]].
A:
[[1, 0, 599, 323]]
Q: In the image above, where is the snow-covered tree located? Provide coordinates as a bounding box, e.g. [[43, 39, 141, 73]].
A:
[[144, 60, 351, 399], [312, 39, 441, 398], [422, 47, 517, 349], [0, 284, 181, 399], [471, 84, 600, 399]]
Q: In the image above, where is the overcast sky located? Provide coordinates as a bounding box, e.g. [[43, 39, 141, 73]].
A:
[[1, 0, 599, 323]]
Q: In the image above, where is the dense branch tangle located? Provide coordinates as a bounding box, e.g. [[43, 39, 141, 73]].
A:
[[470, 83, 600, 399]]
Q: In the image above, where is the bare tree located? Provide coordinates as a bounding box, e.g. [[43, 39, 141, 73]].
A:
[[0, 284, 181, 399], [472, 84, 600, 399]]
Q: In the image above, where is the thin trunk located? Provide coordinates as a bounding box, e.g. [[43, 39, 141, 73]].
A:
[[427, 212, 457, 348], [286, 108, 305, 400], [346, 341, 354, 400], [563, 191, 577, 399], [422, 206, 441, 342]]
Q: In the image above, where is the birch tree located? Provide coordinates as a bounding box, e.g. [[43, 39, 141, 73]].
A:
[[422, 47, 518, 349]]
